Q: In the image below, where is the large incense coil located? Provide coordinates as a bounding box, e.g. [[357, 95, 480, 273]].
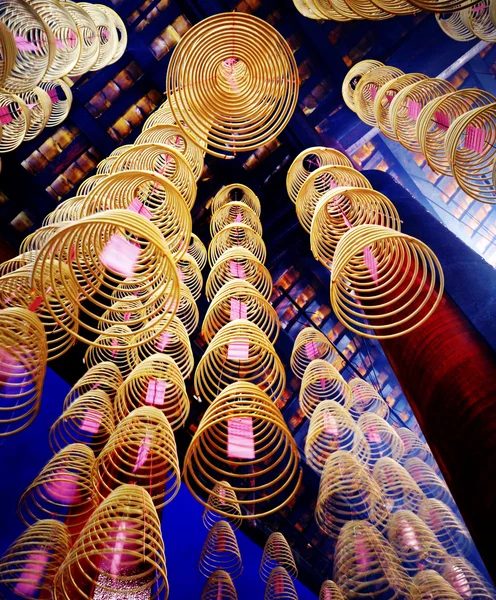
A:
[[202, 279, 280, 344], [177, 254, 203, 300], [368, 0, 419, 16], [305, 401, 370, 475], [0, 19, 15, 88], [39, 78, 73, 127], [92, 407, 180, 508], [208, 223, 267, 266], [199, 521, 243, 579], [31, 210, 180, 347], [290, 327, 337, 379], [315, 451, 390, 537], [313, 0, 360, 20], [348, 378, 390, 420], [53, 485, 168, 600], [342, 60, 385, 112], [202, 481, 243, 531], [188, 233, 207, 270], [77, 173, 107, 195], [62, 1, 100, 75], [98, 4, 127, 65], [18, 443, 95, 527], [0, 251, 38, 277], [357, 413, 405, 467], [331, 224, 444, 339], [79, 3, 117, 71], [310, 187, 401, 270], [341, 0, 393, 20], [355, 66, 404, 127], [206, 248, 273, 301], [442, 557, 496, 599], [404, 457, 454, 506], [49, 390, 115, 455], [333, 521, 410, 599], [0, 520, 70, 600], [299, 360, 352, 418], [410, 570, 463, 599], [445, 102, 496, 204], [436, 11, 476, 40], [20, 86, 52, 142], [183, 382, 302, 519], [109, 143, 197, 211], [211, 184, 261, 216], [83, 325, 135, 378], [265, 567, 298, 600], [417, 498, 472, 556], [201, 570, 238, 600], [0, 307, 47, 437], [97, 297, 148, 333], [464, 2, 496, 41], [286, 147, 353, 205], [194, 320, 285, 404], [372, 458, 425, 513], [397, 428, 435, 466], [114, 353, 190, 430], [259, 533, 297, 583], [211, 202, 263, 237], [319, 581, 345, 600], [0, 90, 29, 153], [63, 362, 122, 410]]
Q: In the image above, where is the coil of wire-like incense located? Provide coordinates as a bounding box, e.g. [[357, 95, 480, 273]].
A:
[[442, 556, 496, 599], [0, 250, 38, 276], [299, 360, 352, 418], [463, 2, 496, 41], [259, 533, 297, 583], [418, 498, 472, 556], [84, 325, 135, 377], [211, 202, 263, 237], [404, 457, 454, 506], [355, 66, 404, 127], [372, 458, 425, 513], [211, 184, 262, 216], [410, 570, 463, 599], [348, 378, 390, 420], [436, 11, 476, 41], [202, 481, 243, 531], [63, 362, 122, 410], [0, 90, 30, 153], [290, 328, 337, 379], [201, 570, 238, 600], [342, 60, 384, 112], [62, 1, 100, 75], [199, 521, 242, 579], [358, 413, 405, 467], [319, 580, 345, 600], [177, 254, 203, 300], [188, 233, 207, 270], [208, 224, 267, 266], [264, 567, 298, 600], [0, 18, 16, 88], [397, 428, 435, 466], [20, 86, 51, 142], [78, 3, 118, 71], [39, 77, 73, 127]]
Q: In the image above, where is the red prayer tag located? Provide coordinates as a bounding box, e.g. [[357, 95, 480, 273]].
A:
[[434, 110, 450, 130], [229, 260, 246, 278], [227, 338, 249, 360], [472, 3, 489, 10], [100, 234, 141, 278], [14, 551, 49, 597], [80, 409, 103, 434], [320, 378, 327, 390], [28, 296, 43, 312], [369, 85, 378, 101], [305, 341, 319, 360], [386, 92, 395, 103], [464, 126, 486, 153], [230, 298, 247, 321], [156, 330, 171, 351], [228, 417, 255, 459], [407, 99, 422, 120], [132, 435, 152, 472], [275, 574, 285, 595], [363, 246, 379, 284]]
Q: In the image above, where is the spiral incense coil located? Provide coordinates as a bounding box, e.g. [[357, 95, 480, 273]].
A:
[[176, 282, 200, 335], [418, 498, 472, 556], [442, 557, 496, 600], [109, 143, 197, 211], [183, 382, 302, 519], [84, 325, 135, 378], [259, 533, 297, 583], [0, 250, 38, 277], [93, 407, 180, 508], [79, 3, 117, 72], [77, 173, 107, 195], [177, 254, 203, 300], [404, 457, 454, 506], [0, 519, 70, 600], [0, 19, 16, 88], [303, 0, 355, 21], [62, 1, 100, 75], [53, 485, 168, 600], [95, 156, 116, 174], [290, 327, 337, 379], [296, 166, 372, 234], [0, 90, 29, 153], [63, 362, 123, 410], [410, 570, 463, 600], [292, 0, 323, 19], [310, 187, 401, 270], [348, 378, 390, 420], [39, 78, 73, 128], [372, 458, 425, 513], [19, 223, 61, 254], [98, 4, 127, 65], [355, 66, 405, 127], [97, 297, 148, 333], [114, 353, 190, 429], [397, 428, 435, 466], [305, 401, 371, 475], [20, 86, 52, 142], [201, 570, 238, 600], [202, 279, 280, 344], [211, 202, 263, 237], [342, 60, 385, 112], [18, 443, 95, 527], [31, 210, 180, 347], [264, 567, 298, 600], [49, 390, 115, 455], [188, 233, 207, 270], [202, 481, 243, 531], [299, 360, 352, 418], [312, 0, 360, 21], [436, 11, 476, 40], [369, 0, 419, 16], [357, 413, 404, 467], [286, 147, 353, 204], [464, 2, 496, 41], [445, 102, 496, 204], [211, 184, 262, 216], [206, 248, 273, 301], [208, 224, 267, 267], [333, 521, 410, 599], [319, 581, 345, 600], [331, 224, 444, 339], [0, 307, 47, 437], [407, 0, 479, 13], [199, 521, 243, 579], [342, 0, 393, 21]]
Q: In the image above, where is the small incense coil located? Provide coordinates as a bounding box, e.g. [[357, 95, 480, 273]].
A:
[[0, 520, 70, 600], [176, 282, 200, 335], [201, 570, 238, 600], [96, 156, 116, 174], [20, 86, 52, 142], [206, 248, 273, 301], [410, 570, 463, 600], [300, 0, 355, 21], [97, 297, 148, 333], [0, 19, 15, 88], [348, 378, 390, 420], [319, 580, 345, 600], [84, 325, 135, 378], [342, 0, 393, 20], [188, 233, 207, 270], [259, 533, 297, 583], [464, 2, 496, 41], [77, 173, 107, 195], [62, 1, 100, 75], [436, 11, 476, 40], [290, 327, 337, 379], [442, 556, 496, 599], [292, 0, 323, 19], [342, 60, 385, 112], [49, 390, 115, 455], [208, 223, 267, 266], [404, 457, 454, 506], [114, 353, 190, 430], [19, 223, 60, 254], [177, 253, 203, 300], [310, 186, 401, 270], [39, 78, 72, 127], [199, 521, 243, 579], [63, 362, 122, 410], [0, 90, 29, 153], [98, 4, 127, 66], [78, 3, 117, 71], [357, 413, 405, 467], [0, 307, 47, 437], [53, 485, 168, 600], [211, 202, 263, 237], [42, 197, 85, 225], [407, 0, 479, 13], [18, 443, 95, 527], [202, 279, 280, 344], [211, 184, 261, 216], [264, 567, 298, 600], [445, 102, 496, 204], [299, 360, 352, 418], [305, 401, 370, 475], [194, 320, 285, 405], [286, 146, 353, 204], [183, 381, 302, 520], [397, 428, 435, 466], [333, 520, 410, 599], [0, 250, 38, 277], [202, 481, 243, 531], [92, 406, 180, 508], [372, 458, 425, 513], [417, 498, 472, 556], [368, 0, 419, 15], [355, 66, 405, 127]]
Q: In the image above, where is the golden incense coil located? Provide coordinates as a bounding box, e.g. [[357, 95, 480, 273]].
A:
[[342, 60, 385, 112], [259, 533, 297, 583], [211, 202, 263, 237], [319, 580, 345, 600], [62, 1, 100, 75], [202, 481, 243, 531], [0, 18, 16, 88], [299, 360, 353, 418], [199, 521, 243, 579], [78, 3, 117, 71], [97, 4, 127, 66], [83, 325, 135, 378], [208, 223, 267, 266], [397, 428, 435, 466], [404, 457, 454, 506], [355, 66, 404, 127], [201, 570, 238, 600], [177, 253, 203, 300], [290, 327, 337, 379], [39, 78, 73, 128], [63, 362, 122, 410], [417, 498, 472, 556], [442, 556, 496, 599], [464, 2, 496, 41], [264, 567, 298, 600], [436, 11, 476, 41], [211, 184, 261, 216], [20, 86, 51, 142], [348, 378, 390, 420], [188, 233, 207, 270], [357, 413, 405, 467], [0, 90, 29, 153], [372, 458, 425, 513], [410, 570, 463, 600]]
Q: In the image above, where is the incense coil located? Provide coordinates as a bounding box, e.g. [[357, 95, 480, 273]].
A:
[[305, 401, 371, 475], [290, 327, 337, 378], [296, 166, 372, 234], [397, 428, 435, 466], [183, 381, 302, 519], [165, 12, 299, 159], [49, 390, 115, 455], [299, 359, 352, 417], [315, 0, 362, 19], [98, 4, 127, 65], [355, 66, 405, 127], [310, 186, 401, 270], [95, 156, 116, 174], [301, 0, 355, 21], [211, 202, 263, 237], [83, 325, 135, 378], [286, 147, 353, 204], [31, 209, 180, 347], [208, 224, 267, 267], [0, 251, 38, 277], [194, 320, 285, 404], [331, 224, 444, 339], [404, 457, 454, 506], [78, 3, 117, 71], [97, 297, 148, 333], [39, 79, 73, 127], [0, 520, 70, 600], [464, 2, 496, 41], [260, 533, 297, 583], [188, 233, 207, 270], [442, 557, 496, 599], [201, 570, 238, 600], [265, 567, 298, 600], [372, 458, 425, 513], [202, 279, 280, 344], [177, 254, 203, 300], [202, 481, 243, 531], [436, 11, 476, 40], [109, 143, 197, 211], [342, 0, 393, 20], [407, 0, 478, 13], [319, 581, 345, 600], [342, 60, 385, 112], [292, 0, 324, 19], [445, 102, 496, 204], [357, 413, 405, 467], [0, 19, 15, 88], [114, 353, 190, 430], [77, 173, 107, 195], [333, 521, 410, 599], [19, 223, 60, 254], [0, 90, 29, 153], [176, 282, 200, 335], [63, 362, 122, 410], [92, 406, 180, 508], [206, 248, 273, 301], [348, 378, 390, 420], [417, 498, 472, 556], [53, 485, 168, 600], [410, 570, 463, 599], [62, 1, 100, 75], [368, 0, 419, 16], [20, 86, 52, 142], [199, 521, 243, 579], [18, 443, 95, 527], [211, 184, 261, 216]]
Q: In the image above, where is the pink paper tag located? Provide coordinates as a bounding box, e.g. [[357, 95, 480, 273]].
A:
[[123, 312, 131, 322], [219, 486, 227, 501], [235, 212, 243, 223], [320, 378, 327, 390], [43, 469, 80, 503], [227, 338, 249, 360], [363, 246, 379, 284], [230, 298, 247, 321], [111, 338, 119, 358], [145, 378, 166, 406], [333, 197, 353, 228], [80, 409, 103, 434], [47, 88, 62, 104], [355, 536, 370, 573], [228, 417, 255, 459], [386, 92, 395, 103], [132, 435, 152, 473], [14, 35, 40, 52], [156, 330, 171, 351], [91, 382, 100, 391], [102, 521, 139, 576], [399, 518, 421, 550], [70, 245, 76, 262], [323, 413, 339, 435], [464, 125, 485, 153], [0, 106, 14, 125], [14, 551, 49, 597], [370, 85, 378, 101], [434, 110, 450, 130], [229, 260, 245, 278], [472, 3, 489, 10], [100, 234, 141, 278], [177, 267, 185, 283], [305, 341, 319, 360], [127, 197, 152, 220], [275, 576, 285, 594], [407, 99, 422, 120], [367, 424, 382, 443]]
